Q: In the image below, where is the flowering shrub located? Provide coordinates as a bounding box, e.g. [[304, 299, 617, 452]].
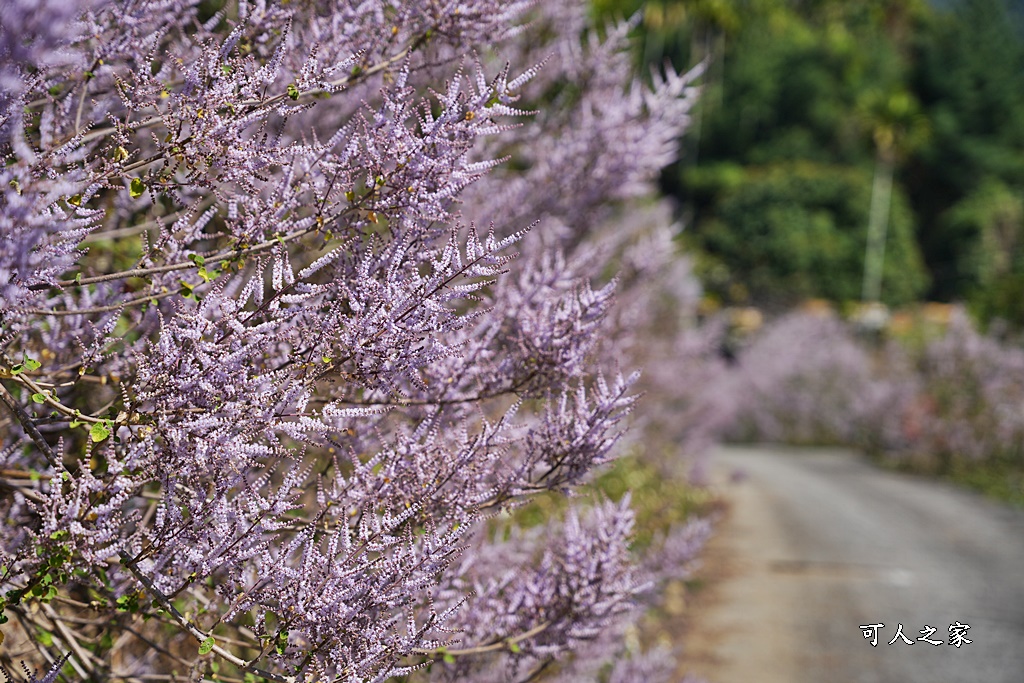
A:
[[0, 1, 705, 681], [725, 308, 1024, 495], [892, 311, 1024, 471], [725, 311, 899, 446]]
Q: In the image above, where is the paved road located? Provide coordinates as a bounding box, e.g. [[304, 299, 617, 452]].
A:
[[681, 445, 1024, 683]]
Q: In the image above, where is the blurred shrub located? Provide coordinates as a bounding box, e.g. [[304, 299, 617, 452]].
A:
[[936, 177, 1024, 326], [723, 307, 1024, 502], [900, 311, 1024, 471], [725, 311, 909, 446]]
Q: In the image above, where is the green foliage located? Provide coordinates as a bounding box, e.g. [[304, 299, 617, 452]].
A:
[[596, 0, 1024, 324], [129, 177, 146, 198], [199, 636, 216, 655], [907, 0, 1024, 310], [685, 161, 927, 307], [507, 452, 713, 550], [89, 421, 111, 443]]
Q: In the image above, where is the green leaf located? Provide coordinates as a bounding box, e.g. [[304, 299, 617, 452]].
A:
[[31, 393, 46, 404], [189, 253, 205, 266], [10, 364, 23, 376], [90, 423, 110, 443], [508, 641, 521, 654], [68, 194, 82, 206], [38, 630, 53, 647], [198, 267, 220, 283], [275, 630, 288, 655], [25, 358, 41, 370], [287, 83, 300, 100], [198, 636, 215, 655], [129, 177, 146, 198], [443, 654, 455, 664]]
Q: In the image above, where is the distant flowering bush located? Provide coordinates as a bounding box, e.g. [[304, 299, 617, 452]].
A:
[[0, 1, 706, 681], [725, 311, 894, 445], [726, 308, 1024, 479], [890, 311, 1024, 470]]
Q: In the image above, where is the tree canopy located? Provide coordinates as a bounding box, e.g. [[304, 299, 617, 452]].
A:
[[598, 0, 1024, 323]]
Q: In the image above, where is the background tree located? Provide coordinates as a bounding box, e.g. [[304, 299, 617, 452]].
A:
[[598, 0, 1024, 324], [908, 0, 1024, 322]]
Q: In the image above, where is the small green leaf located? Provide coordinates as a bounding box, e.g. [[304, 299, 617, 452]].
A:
[[443, 654, 455, 664], [198, 267, 220, 283], [10, 364, 23, 376], [198, 636, 215, 655], [112, 146, 129, 163], [68, 194, 82, 206], [508, 641, 521, 654], [287, 83, 300, 100], [31, 393, 46, 404], [275, 630, 288, 655], [24, 358, 41, 371], [90, 422, 110, 443], [189, 253, 205, 266], [38, 630, 54, 647], [129, 177, 146, 198]]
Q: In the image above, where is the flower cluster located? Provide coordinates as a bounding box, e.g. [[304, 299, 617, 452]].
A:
[[0, 1, 704, 681]]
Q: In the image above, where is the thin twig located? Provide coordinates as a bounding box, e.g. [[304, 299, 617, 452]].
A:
[[116, 551, 295, 683], [0, 383, 61, 469], [410, 621, 550, 657]]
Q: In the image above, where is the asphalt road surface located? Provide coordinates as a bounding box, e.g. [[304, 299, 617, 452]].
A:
[[680, 445, 1024, 683]]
